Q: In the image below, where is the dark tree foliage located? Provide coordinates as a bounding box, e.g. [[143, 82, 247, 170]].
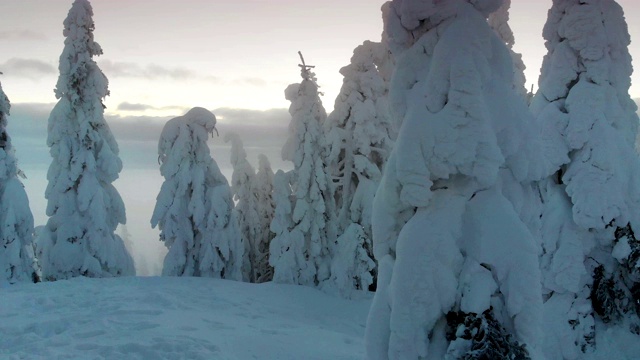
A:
[[446, 308, 530, 360], [591, 223, 640, 333], [591, 265, 623, 323]]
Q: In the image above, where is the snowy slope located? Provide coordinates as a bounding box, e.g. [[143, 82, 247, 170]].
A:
[[0, 277, 371, 359]]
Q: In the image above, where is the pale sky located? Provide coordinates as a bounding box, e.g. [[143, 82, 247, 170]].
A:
[[1, 0, 640, 274]]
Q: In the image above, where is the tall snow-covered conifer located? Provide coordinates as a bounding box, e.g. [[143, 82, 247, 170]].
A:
[[0, 81, 39, 285], [531, 0, 640, 357], [269, 55, 335, 286], [252, 154, 275, 283], [39, 0, 134, 280], [365, 1, 556, 358], [225, 133, 258, 282], [151, 107, 243, 279], [324, 41, 394, 296]]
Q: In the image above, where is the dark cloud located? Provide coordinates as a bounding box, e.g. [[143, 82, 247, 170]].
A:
[[117, 102, 155, 112], [116, 102, 187, 112], [6, 102, 291, 171], [6, 102, 53, 136], [0, 58, 56, 79], [212, 107, 289, 127], [99, 60, 219, 82], [97, 61, 268, 86], [0, 30, 47, 41], [107, 107, 290, 149]]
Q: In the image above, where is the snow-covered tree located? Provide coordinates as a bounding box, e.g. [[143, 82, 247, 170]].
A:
[[327, 224, 375, 298], [269, 56, 335, 286], [225, 132, 258, 282], [252, 154, 275, 283], [38, 0, 134, 280], [0, 81, 39, 285], [365, 1, 557, 358], [323, 41, 394, 295], [488, 0, 530, 101], [531, 0, 640, 357], [151, 107, 243, 280], [118, 224, 134, 257]]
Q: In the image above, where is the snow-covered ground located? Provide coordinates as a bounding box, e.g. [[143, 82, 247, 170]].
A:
[[0, 277, 371, 359]]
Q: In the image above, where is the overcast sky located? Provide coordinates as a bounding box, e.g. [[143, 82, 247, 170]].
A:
[[1, 0, 640, 274]]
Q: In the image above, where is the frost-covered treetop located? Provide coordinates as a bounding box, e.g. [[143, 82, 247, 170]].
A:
[[282, 75, 327, 169], [328, 40, 391, 144], [183, 106, 217, 133], [55, 0, 106, 104], [488, 0, 514, 47], [389, 0, 503, 43], [224, 132, 251, 173], [0, 81, 11, 144], [538, 0, 634, 107], [158, 107, 216, 165], [0, 82, 9, 119], [532, 0, 640, 229], [384, 0, 504, 52], [488, 0, 528, 100], [383, 0, 552, 211], [0, 81, 18, 180]]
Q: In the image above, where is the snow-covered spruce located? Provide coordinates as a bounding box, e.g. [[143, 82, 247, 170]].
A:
[[0, 81, 39, 285], [225, 132, 258, 282], [269, 58, 335, 287], [365, 1, 555, 359], [323, 41, 394, 296], [151, 108, 243, 280], [327, 224, 375, 298], [531, 0, 640, 356], [446, 308, 529, 359], [252, 154, 275, 283], [38, 0, 134, 280], [488, 0, 530, 101]]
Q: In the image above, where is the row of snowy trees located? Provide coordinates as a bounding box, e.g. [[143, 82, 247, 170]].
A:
[[364, 0, 640, 359], [4, 1, 640, 358], [268, 48, 396, 296], [0, 0, 278, 286], [148, 108, 277, 283], [147, 44, 396, 292], [0, 0, 395, 294]]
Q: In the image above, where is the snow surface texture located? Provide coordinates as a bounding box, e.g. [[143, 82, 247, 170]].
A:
[[531, 0, 640, 358], [0, 277, 371, 360], [0, 82, 39, 285], [1, 277, 637, 359], [38, 0, 134, 280], [151, 107, 243, 280], [269, 66, 336, 287], [323, 40, 395, 297], [366, 0, 559, 358]]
